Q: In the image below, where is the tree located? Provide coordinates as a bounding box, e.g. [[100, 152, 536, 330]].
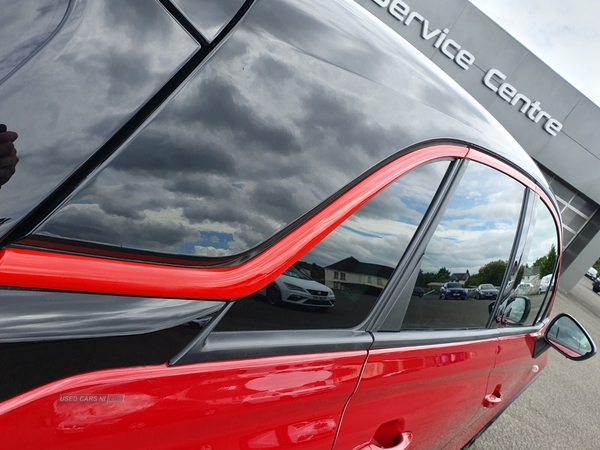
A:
[[477, 260, 507, 286], [416, 269, 437, 287], [435, 266, 451, 282], [537, 244, 557, 278]]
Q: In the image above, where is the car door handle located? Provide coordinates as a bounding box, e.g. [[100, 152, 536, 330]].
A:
[[359, 431, 413, 450], [483, 385, 503, 408]]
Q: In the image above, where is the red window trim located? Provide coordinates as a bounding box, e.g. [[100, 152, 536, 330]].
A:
[[0, 145, 560, 300]]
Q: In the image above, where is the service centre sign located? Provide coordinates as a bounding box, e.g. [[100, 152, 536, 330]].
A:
[[371, 0, 563, 136]]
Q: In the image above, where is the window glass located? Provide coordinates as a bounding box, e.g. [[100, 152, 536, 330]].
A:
[[0, 0, 69, 81], [402, 161, 525, 330], [497, 197, 558, 327], [215, 160, 450, 331]]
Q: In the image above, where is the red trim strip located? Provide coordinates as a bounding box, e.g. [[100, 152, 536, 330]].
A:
[[1, 145, 561, 300], [0, 145, 467, 300], [467, 148, 563, 251]]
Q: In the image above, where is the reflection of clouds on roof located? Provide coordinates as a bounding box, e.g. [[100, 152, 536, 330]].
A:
[[0, 0, 69, 80], [32, 1, 527, 259], [0, 0, 197, 227]]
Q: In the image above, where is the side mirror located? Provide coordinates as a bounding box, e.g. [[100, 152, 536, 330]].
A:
[[545, 313, 596, 361], [493, 295, 531, 325]]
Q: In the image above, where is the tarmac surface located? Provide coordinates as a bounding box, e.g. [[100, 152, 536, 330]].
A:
[[471, 277, 600, 450]]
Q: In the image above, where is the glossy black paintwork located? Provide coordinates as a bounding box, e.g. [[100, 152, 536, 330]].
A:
[[32, 0, 552, 260], [0, 289, 224, 342], [172, 0, 247, 42], [0, 0, 197, 235]]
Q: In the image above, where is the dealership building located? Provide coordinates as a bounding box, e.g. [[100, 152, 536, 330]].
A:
[[355, 0, 600, 293]]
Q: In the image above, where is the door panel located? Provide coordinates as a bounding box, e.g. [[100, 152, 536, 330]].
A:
[[1, 352, 366, 449], [333, 339, 498, 450], [441, 332, 547, 449]]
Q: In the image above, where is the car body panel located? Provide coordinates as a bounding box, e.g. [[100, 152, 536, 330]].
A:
[[463, 332, 549, 448], [333, 338, 498, 450], [0, 352, 366, 449]]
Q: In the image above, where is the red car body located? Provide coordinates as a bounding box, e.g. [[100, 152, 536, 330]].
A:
[[0, 1, 594, 449]]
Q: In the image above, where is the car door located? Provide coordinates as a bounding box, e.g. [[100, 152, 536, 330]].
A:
[[333, 155, 530, 450], [454, 192, 562, 446]]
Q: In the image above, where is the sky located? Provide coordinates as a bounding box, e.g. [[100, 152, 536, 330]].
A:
[[469, 0, 600, 107]]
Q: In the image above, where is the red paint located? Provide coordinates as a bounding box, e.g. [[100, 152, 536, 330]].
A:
[[1, 352, 367, 449], [333, 339, 498, 450], [0, 145, 468, 299]]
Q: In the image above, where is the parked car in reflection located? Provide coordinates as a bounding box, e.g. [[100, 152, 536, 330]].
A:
[[474, 283, 499, 300], [586, 267, 598, 280], [412, 286, 426, 298], [592, 279, 600, 294], [260, 267, 335, 309], [439, 282, 468, 300], [538, 274, 553, 294], [517, 282, 534, 295]]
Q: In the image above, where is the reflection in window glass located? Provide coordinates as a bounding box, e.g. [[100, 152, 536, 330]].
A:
[[0, 0, 69, 81], [503, 197, 558, 327], [402, 161, 525, 330], [215, 161, 450, 331]]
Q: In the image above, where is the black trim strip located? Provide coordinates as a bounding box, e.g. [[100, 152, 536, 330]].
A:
[[158, 0, 210, 46], [486, 188, 531, 328], [171, 329, 373, 366]]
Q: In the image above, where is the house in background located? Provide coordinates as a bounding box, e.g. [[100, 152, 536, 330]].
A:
[[324, 256, 394, 290], [450, 271, 470, 286]]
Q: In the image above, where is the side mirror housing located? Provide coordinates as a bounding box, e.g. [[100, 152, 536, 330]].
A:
[[538, 313, 597, 361]]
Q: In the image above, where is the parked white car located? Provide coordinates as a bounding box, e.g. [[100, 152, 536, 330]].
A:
[[586, 267, 598, 280], [262, 267, 335, 309], [538, 274, 553, 294]]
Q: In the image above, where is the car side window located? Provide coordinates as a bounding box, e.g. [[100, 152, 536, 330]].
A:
[[215, 160, 450, 331], [401, 161, 525, 330], [497, 195, 559, 327], [0, 0, 69, 81]]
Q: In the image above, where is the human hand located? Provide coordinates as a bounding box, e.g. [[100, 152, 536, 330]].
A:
[[0, 125, 19, 187]]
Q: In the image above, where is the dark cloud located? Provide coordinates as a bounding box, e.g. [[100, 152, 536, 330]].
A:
[[112, 130, 237, 177], [168, 77, 302, 155]]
